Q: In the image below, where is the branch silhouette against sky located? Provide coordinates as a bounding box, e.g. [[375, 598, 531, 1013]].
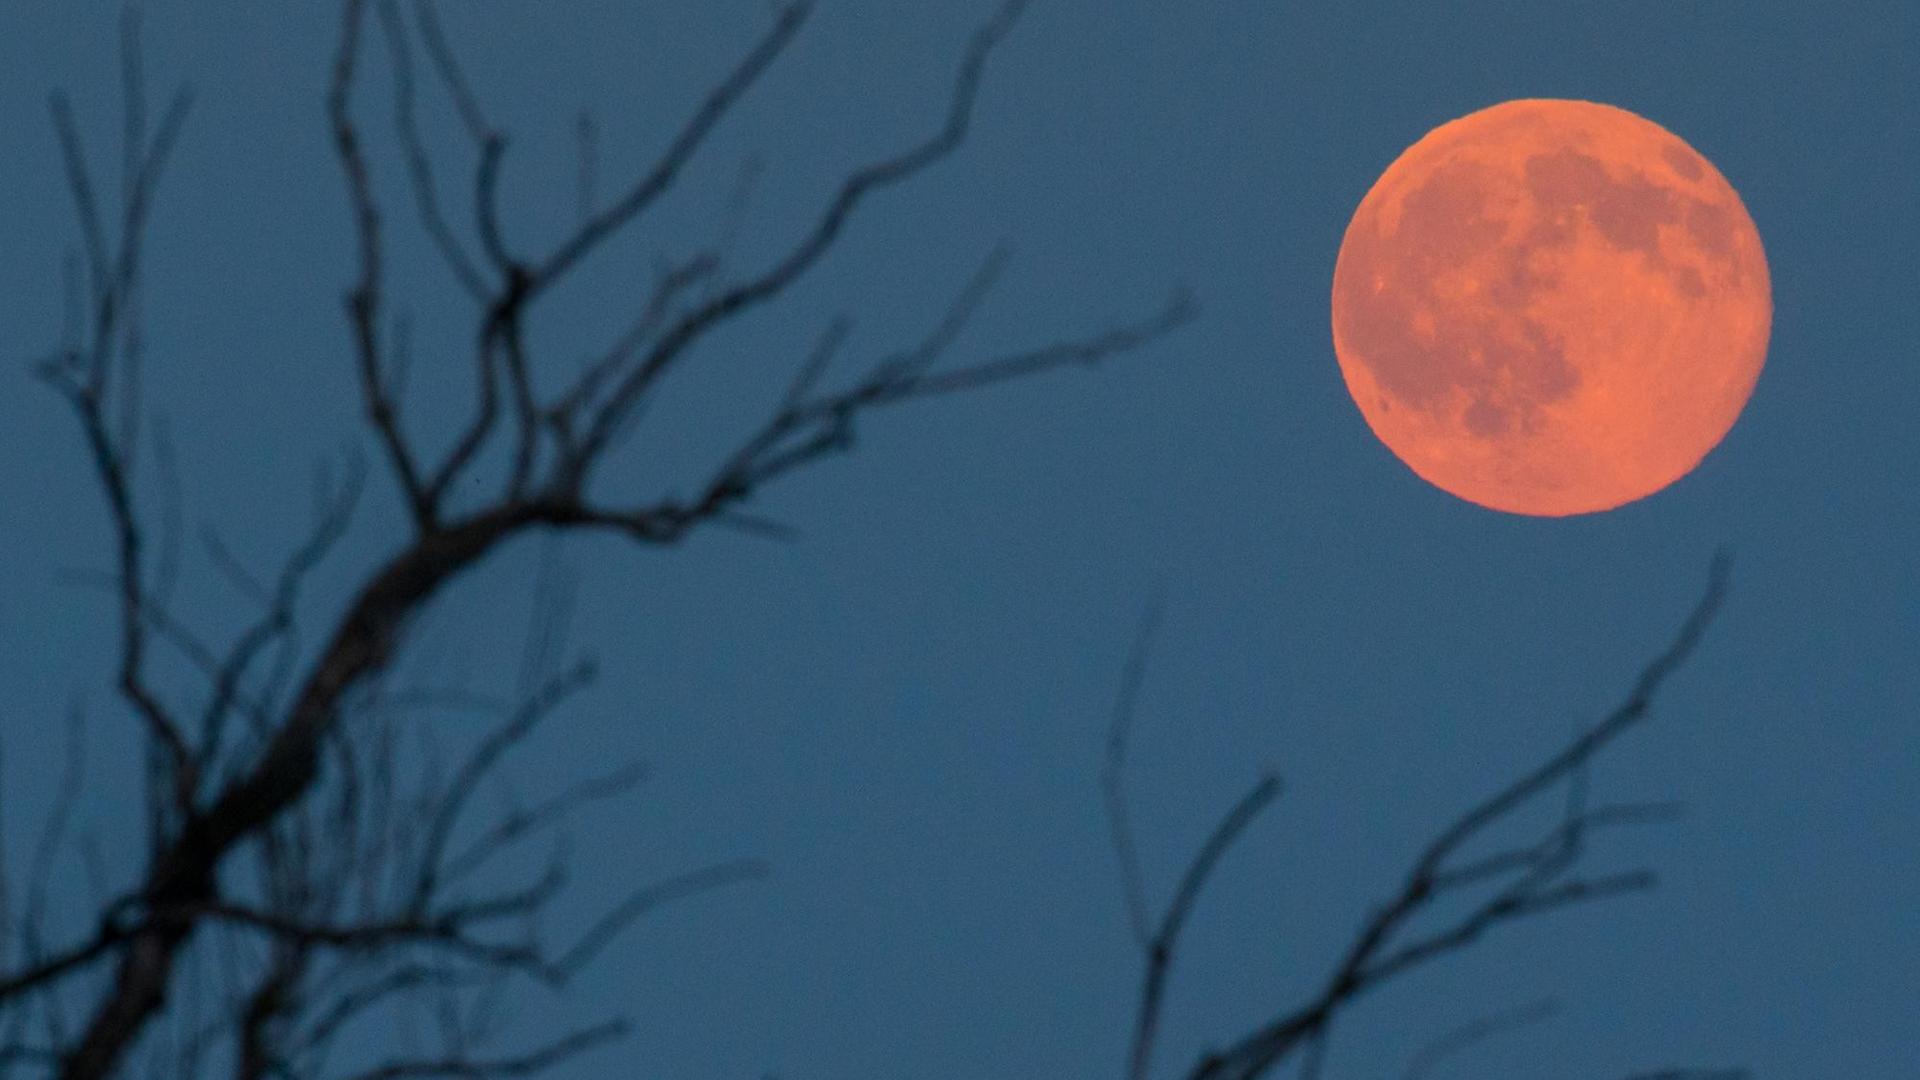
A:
[[4, 3, 1188, 1076], [0, 4, 1773, 1079]]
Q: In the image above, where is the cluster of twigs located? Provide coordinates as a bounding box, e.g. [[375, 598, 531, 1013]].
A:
[[1106, 556, 1748, 1080], [0, 3, 1751, 1079], [2, 3, 1188, 1077]]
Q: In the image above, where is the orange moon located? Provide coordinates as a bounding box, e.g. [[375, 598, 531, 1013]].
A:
[[1330, 99, 1771, 516]]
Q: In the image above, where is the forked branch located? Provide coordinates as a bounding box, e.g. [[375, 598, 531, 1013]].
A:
[[1101, 557, 1738, 1080], [1183, 555, 1730, 1080], [15, 3, 1197, 1076]]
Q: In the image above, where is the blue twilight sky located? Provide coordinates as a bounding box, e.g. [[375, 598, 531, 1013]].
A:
[[1, 1, 1915, 1077]]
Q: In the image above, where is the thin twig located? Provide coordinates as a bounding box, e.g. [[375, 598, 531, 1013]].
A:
[[531, 3, 813, 292], [1180, 555, 1733, 1080], [377, 0, 491, 300], [1105, 594, 1163, 951], [568, 0, 1037, 477], [332, 0, 434, 528]]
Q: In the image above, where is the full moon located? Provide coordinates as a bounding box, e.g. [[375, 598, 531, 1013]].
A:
[[1330, 99, 1771, 516]]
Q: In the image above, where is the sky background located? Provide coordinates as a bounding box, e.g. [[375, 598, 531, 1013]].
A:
[[0, 1, 1915, 1077]]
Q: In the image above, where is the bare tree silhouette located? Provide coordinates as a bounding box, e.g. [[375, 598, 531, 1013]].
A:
[[1108, 558, 1749, 1080], [0, 4, 1744, 1080]]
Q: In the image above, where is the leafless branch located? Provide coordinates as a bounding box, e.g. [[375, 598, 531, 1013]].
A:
[[654, 267, 1194, 539], [1106, 595, 1164, 951], [332, 0, 434, 529], [435, 763, 648, 891], [376, 0, 491, 301], [1125, 774, 1281, 1080], [544, 253, 717, 454], [529, 3, 813, 293], [412, 661, 598, 907], [566, 0, 1041, 477], [1173, 554, 1732, 1080], [1400, 997, 1560, 1080], [43, 50, 199, 813], [547, 858, 769, 980], [338, 1019, 626, 1080], [0, 935, 123, 1005], [410, 1, 489, 145], [1099, 591, 1292, 1080], [21, 3, 1195, 1075], [195, 459, 364, 789]]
